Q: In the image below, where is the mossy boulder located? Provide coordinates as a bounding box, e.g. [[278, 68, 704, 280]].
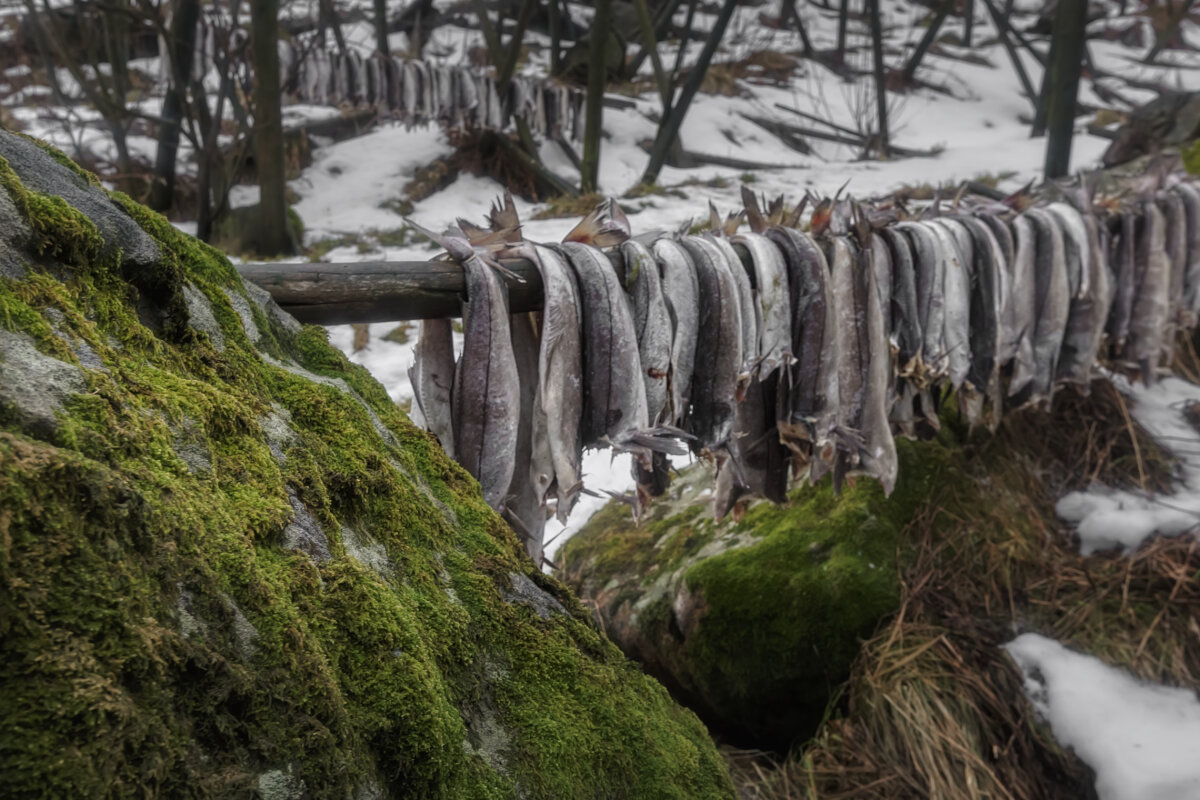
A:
[[558, 439, 952, 750], [0, 129, 734, 800]]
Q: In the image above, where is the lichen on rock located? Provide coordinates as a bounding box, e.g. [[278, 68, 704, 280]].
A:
[[559, 439, 953, 750], [0, 130, 734, 799]]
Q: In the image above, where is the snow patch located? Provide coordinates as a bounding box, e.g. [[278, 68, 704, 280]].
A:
[[1004, 633, 1200, 800]]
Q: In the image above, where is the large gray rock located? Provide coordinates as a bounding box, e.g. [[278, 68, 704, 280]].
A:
[[0, 132, 159, 268]]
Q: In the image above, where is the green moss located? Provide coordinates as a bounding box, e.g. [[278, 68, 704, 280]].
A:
[[1, 137, 735, 799], [0, 153, 105, 267], [561, 439, 957, 749], [1185, 139, 1200, 175]]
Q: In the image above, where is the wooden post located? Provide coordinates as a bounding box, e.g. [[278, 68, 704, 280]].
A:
[[901, 0, 952, 85], [250, 0, 296, 256], [1043, 0, 1088, 178]]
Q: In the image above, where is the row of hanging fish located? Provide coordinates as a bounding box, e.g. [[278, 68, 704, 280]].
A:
[[407, 177, 1200, 563], [283, 48, 585, 137]]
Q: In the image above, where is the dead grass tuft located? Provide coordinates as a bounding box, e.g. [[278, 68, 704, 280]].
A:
[[730, 379, 1198, 799]]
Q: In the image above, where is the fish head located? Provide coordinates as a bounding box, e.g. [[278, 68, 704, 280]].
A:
[[563, 198, 631, 248], [810, 197, 835, 236]]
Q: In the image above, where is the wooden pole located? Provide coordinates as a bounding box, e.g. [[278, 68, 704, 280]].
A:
[[901, 0, 953, 85], [237, 245, 756, 324]]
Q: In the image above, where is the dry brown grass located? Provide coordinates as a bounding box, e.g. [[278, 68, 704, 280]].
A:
[[729, 378, 1199, 799]]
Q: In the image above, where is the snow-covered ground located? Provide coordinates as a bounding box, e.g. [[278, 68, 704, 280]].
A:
[[1004, 633, 1200, 800], [1058, 375, 1200, 554]]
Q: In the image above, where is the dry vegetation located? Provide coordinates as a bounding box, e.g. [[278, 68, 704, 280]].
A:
[[727, 366, 1198, 799]]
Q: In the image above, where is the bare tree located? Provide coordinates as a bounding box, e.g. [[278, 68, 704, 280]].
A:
[[149, 0, 201, 212], [1043, 0, 1088, 177]]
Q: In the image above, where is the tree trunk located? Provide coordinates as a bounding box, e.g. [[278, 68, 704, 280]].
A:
[[1043, 0, 1087, 178], [641, 0, 739, 186], [149, 0, 201, 212], [250, 0, 296, 255], [373, 0, 388, 53], [580, 0, 612, 193], [868, 0, 888, 157], [902, 0, 952, 84], [836, 0, 850, 64]]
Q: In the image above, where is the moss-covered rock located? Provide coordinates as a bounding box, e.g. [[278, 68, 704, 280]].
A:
[[558, 439, 953, 750], [0, 129, 734, 800]]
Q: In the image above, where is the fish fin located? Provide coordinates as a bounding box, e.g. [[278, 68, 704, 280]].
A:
[[489, 191, 522, 239], [742, 186, 766, 233]]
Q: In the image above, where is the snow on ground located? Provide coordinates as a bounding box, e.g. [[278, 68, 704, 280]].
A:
[[1057, 375, 1200, 554], [1003, 633, 1200, 800]]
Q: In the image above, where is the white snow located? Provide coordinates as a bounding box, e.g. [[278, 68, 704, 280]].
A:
[[1003, 633, 1200, 800], [1057, 376, 1200, 554]]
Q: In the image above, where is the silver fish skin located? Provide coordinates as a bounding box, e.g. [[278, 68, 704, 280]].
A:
[[1160, 192, 1188, 363], [409, 318, 457, 459], [1127, 199, 1170, 383], [653, 237, 701, 426], [879, 227, 922, 374], [505, 312, 545, 560], [854, 233, 898, 494], [1047, 203, 1106, 386], [1007, 215, 1039, 396], [561, 242, 651, 448], [620, 240, 672, 427], [896, 222, 947, 379], [1173, 182, 1200, 322], [453, 255, 520, 511], [680, 235, 743, 452], [978, 214, 1017, 367], [927, 220, 972, 390], [1024, 209, 1070, 405], [527, 244, 584, 523], [869, 233, 894, 344], [732, 231, 792, 378], [959, 216, 1003, 424], [826, 236, 866, 479], [1108, 209, 1137, 355], [709, 234, 759, 378], [765, 227, 838, 477]]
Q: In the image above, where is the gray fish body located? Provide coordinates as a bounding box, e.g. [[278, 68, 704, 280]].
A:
[[959, 216, 1002, 419], [826, 236, 866, 464], [855, 234, 898, 494], [766, 227, 838, 476], [870, 234, 894, 345], [879, 227, 922, 373], [1128, 199, 1170, 382], [732, 232, 792, 378], [409, 318, 457, 459], [710, 234, 759, 378], [716, 371, 789, 520], [1161, 192, 1188, 331], [620, 240, 672, 426], [505, 312, 545, 559], [897, 222, 947, 379], [561, 242, 650, 447], [927, 220, 971, 390], [1048, 203, 1109, 386], [1173, 182, 1200, 322], [1024, 209, 1070, 404], [453, 256, 520, 510], [978, 214, 1018, 367], [528, 244, 584, 523], [680, 236, 743, 452], [1108, 209, 1138, 355], [1008, 215, 1039, 396], [653, 238, 701, 426]]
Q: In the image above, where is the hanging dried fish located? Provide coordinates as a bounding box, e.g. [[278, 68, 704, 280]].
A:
[[619, 240, 672, 427], [730, 230, 792, 378], [1127, 198, 1170, 384], [766, 226, 838, 479], [409, 318, 457, 459], [653, 238, 701, 427], [680, 235, 743, 454], [1048, 202, 1108, 386], [1172, 182, 1200, 324], [1024, 208, 1070, 405]]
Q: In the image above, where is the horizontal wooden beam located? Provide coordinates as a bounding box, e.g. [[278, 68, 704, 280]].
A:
[[236, 258, 547, 325], [237, 244, 754, 325]]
